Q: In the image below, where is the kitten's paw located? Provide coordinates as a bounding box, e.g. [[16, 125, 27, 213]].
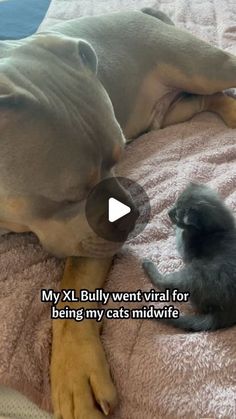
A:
[[142, 259, 161, 285]]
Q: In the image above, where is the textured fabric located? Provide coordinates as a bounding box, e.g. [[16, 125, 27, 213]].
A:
[[0, 0, 235, 418], [0, 385, 51, 418], [0, 233, 63, 411]]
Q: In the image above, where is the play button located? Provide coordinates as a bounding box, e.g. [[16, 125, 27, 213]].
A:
[[85, 176, 150, 243], [108, 197, 131, 222]]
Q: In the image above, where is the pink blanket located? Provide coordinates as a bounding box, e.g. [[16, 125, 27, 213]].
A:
[[1, 1, 236, 417]]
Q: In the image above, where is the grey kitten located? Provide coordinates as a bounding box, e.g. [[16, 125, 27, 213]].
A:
[[143, 182, 236, 332]]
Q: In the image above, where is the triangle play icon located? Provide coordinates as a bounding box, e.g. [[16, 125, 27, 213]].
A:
[[108, 197, 131, 222]]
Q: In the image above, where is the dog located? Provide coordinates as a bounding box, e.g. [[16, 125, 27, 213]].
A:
[[1, 7, 236, 418], [143, 183, 236, 332]]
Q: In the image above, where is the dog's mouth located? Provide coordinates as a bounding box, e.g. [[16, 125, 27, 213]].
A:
[[77, 236, 124, 258]]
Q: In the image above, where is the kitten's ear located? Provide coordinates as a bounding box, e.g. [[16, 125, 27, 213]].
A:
[[184, 208, 201, 229]]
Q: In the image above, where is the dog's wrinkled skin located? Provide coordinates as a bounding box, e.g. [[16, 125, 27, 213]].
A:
[[1, 8, 236, 418]]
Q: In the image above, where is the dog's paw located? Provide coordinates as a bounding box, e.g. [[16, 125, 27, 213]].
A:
[[142, 259, 162, 285], [51, 321, 117, 419], [220, 96, 236, 128], [207, 93, 236, 128]]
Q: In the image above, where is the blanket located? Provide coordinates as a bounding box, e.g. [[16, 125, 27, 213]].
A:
[[0, 0, 235, 417]]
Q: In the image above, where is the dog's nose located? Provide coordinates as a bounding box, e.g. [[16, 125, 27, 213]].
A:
[[85, 176, 150, 243], [114, 204, 139, 235]]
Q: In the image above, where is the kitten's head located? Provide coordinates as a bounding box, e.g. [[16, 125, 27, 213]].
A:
[[168, 183, 235, 234]]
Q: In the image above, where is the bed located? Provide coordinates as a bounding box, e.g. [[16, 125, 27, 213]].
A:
[[0, 0, 235, 418]]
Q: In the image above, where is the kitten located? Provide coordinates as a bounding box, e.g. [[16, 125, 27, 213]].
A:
[[143, 182, 236, 332]]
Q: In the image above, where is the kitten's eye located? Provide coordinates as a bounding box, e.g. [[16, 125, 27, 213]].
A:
[[185, 208, 200, 229]]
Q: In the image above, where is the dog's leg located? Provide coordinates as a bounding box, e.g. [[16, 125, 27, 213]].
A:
[[204, 92, 236, 128], [157, 40, 236, 96], [51, 256, 117, 419], [161, 92, 236, 128], [161, 93, 204, 127]]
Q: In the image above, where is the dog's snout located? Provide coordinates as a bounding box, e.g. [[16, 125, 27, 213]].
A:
[[114, 203, 139, 234], [133, 205, 140, 220]]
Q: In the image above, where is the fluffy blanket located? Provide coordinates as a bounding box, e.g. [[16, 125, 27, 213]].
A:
[[0, 0, 236, 417]]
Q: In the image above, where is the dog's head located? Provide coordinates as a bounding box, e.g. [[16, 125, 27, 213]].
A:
[[168, 182, 235, 234], [0, 34, 135, 257]]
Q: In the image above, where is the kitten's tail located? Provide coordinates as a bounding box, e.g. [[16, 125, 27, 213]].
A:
[[164, 312, 236, 332]]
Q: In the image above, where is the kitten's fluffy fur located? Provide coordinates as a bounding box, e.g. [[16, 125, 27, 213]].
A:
[[143, 183, 236, 332]]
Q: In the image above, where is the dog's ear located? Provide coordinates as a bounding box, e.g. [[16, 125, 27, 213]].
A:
[[78, 39, 98, 74], [35, 34, 98, 74]]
